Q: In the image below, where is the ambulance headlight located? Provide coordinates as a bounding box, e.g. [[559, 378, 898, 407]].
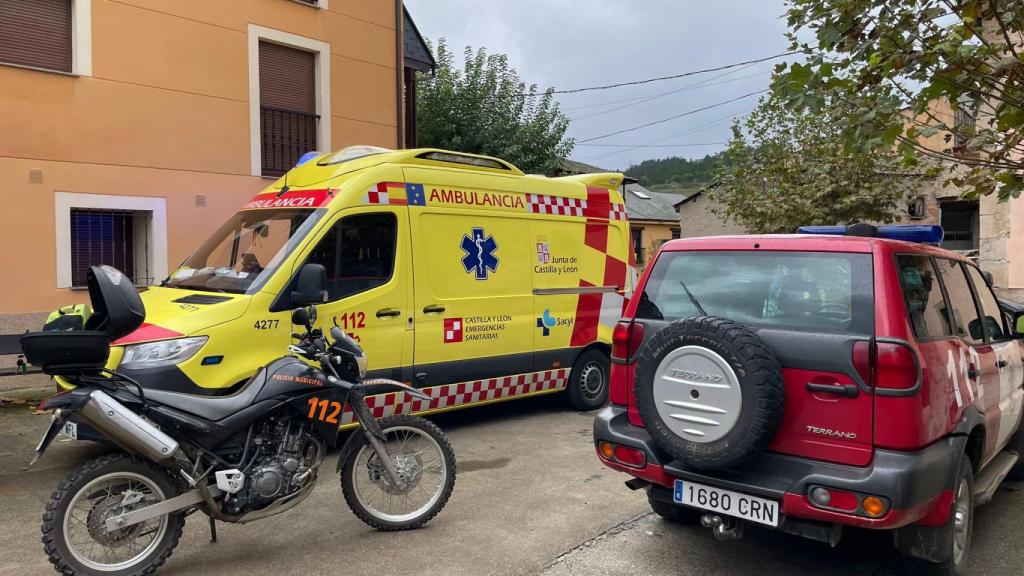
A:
[[121, 337, 208, 368]]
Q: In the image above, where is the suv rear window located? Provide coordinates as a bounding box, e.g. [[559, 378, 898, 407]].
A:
[[635, 251, 874, 334]]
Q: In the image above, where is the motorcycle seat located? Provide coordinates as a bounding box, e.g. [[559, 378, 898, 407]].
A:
[[144, 368, 268, 422]]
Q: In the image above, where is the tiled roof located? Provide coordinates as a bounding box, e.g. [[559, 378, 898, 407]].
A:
[[623, 184, 681, 222]]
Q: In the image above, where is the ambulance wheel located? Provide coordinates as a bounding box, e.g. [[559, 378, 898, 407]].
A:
[[566, 349, 609, 411]]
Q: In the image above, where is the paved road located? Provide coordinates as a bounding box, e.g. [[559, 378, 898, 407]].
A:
[[3, 396, 1024, 575]]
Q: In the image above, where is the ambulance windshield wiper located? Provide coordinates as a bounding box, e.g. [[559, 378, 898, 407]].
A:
[[679, 279, 707, 316]]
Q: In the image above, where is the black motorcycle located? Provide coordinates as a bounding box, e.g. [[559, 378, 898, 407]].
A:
[[24, 265, 456, 576]]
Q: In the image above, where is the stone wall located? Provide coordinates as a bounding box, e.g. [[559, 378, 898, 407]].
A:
[[677, 194, 745, 238]]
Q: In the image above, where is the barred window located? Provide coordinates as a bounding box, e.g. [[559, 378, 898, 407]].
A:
[[70, 209, 152, 288]]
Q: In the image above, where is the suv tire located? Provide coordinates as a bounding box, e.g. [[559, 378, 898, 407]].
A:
[[634, 316, 784, 470], [647, 486, 702, 524], [896, 454, 974, 576]]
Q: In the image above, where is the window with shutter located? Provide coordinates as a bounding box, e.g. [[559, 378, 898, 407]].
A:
[[259, 41, 318, 177], [69, 209, 152, 288], [0, 0, 72, 73]]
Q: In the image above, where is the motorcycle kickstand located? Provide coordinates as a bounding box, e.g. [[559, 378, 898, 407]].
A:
[[208, 515, 218, 544]]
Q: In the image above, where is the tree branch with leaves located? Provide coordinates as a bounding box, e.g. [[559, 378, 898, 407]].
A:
[[773, 0, 1024, 200], [415, 39, 574, 175], [710, 93, 930, 233]]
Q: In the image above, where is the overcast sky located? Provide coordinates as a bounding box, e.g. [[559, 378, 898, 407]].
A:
[[404, 0, 795, 170]]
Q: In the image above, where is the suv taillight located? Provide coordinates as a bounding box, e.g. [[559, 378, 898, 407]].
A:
[[611, 321, 644, 364], [874, 342, 920, 391]]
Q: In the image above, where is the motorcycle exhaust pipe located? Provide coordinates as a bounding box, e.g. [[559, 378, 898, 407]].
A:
[[78, 389, 188, 468]]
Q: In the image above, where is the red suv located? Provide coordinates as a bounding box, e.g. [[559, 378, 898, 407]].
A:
[[594, 225, 1024, 575]]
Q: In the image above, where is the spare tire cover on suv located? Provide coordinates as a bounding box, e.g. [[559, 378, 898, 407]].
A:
[[634, 316, 784, 470]]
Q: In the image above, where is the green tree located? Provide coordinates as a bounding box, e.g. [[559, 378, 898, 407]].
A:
[[416, 39, 573, 175], [625, 154, 722, 187], [774, 0, 1024, 199], [710, 93, 925, 233]]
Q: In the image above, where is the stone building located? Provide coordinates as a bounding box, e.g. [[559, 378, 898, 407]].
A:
[[674, 190, 745, 239]]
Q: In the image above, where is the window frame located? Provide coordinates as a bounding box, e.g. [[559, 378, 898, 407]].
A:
[[635, 249, 875, 336], [54, 192, 166, 289], [287, 210, 399, 306], [931, 256, 987, 345], [247, 24, 331, 178], [962, 262, 1010, 343], [287, 0, 328, 8], [0, 0, 91, 76], [892, 252, 954, 343]]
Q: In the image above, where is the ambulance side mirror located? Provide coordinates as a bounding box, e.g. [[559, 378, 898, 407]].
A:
[[291, 263, 328, 306]]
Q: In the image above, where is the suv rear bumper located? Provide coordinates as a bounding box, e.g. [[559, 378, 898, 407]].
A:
[[594, 406, 964, 529]]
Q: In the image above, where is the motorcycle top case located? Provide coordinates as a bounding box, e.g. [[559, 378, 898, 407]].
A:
[[21, 266, 144, 374]]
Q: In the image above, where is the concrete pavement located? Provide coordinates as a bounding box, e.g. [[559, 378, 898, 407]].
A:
[[2, 396, 1024, 575]]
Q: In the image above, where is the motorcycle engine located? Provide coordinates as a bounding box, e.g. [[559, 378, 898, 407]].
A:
[[222, 417, 322, 514]]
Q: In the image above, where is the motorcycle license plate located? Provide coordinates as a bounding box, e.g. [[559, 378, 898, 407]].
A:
[[673, 479, 780, 527]]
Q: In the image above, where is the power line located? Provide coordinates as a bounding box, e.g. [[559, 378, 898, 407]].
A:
[[570, 66, 768, 121], [553, 51, 797, 94], [433, 51, 798, 102], [575, 142, 727, 148], [577, 90, 766, 143], [575, 107, 755, 163]]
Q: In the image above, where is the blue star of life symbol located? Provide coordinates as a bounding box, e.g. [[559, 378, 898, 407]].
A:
[[460, 227, 499, 280]]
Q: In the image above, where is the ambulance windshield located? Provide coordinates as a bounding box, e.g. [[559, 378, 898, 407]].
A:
[[165, 208, 325, 294]]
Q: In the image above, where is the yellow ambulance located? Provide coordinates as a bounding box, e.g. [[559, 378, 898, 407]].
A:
[[69, 146, 633, 421]]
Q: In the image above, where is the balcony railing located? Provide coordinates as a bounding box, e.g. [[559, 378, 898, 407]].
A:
[[261, 106, 319, 177]]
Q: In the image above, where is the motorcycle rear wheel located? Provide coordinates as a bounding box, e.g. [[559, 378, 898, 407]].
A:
[[340, 415, 456, 531], [41, 452, 184, 576]]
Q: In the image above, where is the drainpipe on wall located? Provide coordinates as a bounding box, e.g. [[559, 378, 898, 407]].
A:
[[395, 0, 405, 149]]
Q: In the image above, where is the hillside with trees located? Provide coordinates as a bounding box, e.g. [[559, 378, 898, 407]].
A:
[[624, 154, 723, 189]]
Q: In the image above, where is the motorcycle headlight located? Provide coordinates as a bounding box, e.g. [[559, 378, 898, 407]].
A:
[[121, 337, 208, 368]]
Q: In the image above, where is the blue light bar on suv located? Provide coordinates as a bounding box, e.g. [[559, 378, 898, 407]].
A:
[[797, 224, 945, 245]]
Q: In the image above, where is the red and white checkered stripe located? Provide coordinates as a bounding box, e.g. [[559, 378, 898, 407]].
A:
[[609, 203, 628, 221], [338, 368, 570, 425], [363, 188, 390, 205], [526, 193, 587, 217]]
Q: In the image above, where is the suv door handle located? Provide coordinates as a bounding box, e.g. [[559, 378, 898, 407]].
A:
[[806, 382, 859, 399], [375, 308, 401, 318], [422, 305, 446, 314]]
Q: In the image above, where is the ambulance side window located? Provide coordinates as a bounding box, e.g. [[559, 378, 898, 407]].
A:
[[304, 213, 397, 301]]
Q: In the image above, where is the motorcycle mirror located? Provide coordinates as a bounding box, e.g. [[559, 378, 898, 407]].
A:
[[291, 307, 310, 329], [291, 263, 328, 306]]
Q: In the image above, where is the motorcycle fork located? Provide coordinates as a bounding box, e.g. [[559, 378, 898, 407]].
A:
[[348, 390, 403, 488]]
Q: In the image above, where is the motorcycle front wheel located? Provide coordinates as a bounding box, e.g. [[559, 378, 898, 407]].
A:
[[340, 415, 456, 531], [41, 452, 184, 576]]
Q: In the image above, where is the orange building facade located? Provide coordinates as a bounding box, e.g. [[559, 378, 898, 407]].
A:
[[0, 0, 421, 328]]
